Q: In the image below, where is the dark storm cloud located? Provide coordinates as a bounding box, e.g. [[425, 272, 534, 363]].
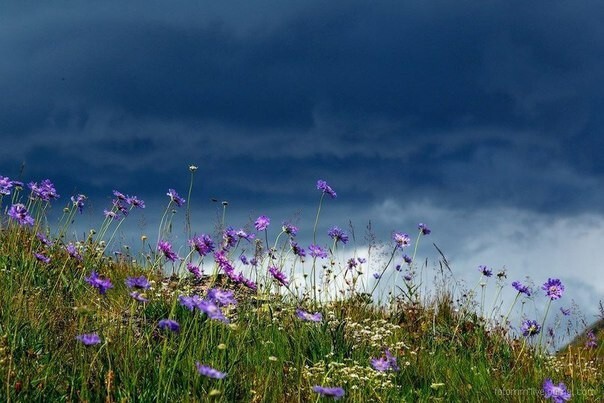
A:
[[1, 0, 604, 215]]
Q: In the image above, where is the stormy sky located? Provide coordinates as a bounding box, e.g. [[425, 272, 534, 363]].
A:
[[1, 1, 603, 329]]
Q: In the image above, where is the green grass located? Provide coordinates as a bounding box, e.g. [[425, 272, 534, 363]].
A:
[[0, 180, 603, 402]]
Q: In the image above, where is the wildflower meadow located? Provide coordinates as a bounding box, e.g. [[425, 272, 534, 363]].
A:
[[0, 170, 602, 402]]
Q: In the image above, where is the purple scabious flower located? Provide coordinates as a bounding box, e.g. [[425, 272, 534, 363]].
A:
[[235, 228, 255, 242], [36, 232, 53, 247], [196, 363, 227, 379], [0, 176, 14, 195], [189, 234, 215, 257], [113, 190, 127, 201], [357, 257, 366, 264], [71, 194, 87, 213], [296, 309, 322, 322], [316, 180, 337, 198], [126, 195, 145, 208], [478, 265, 493, 277], [187, 262, 203, 278], [103, 209, 120, 220], [207, 288, 237, 306], [346, 258, 358, 270], [158, 319, 180, 333], [371, 349, 399, 372], [76, 333, 101, 346], [179, 294, 204, 311], [158, 240, 179, 261], [521, 319, 541, 337], [393, 232, 411, 248], [542, 278, 565, 300], [403, 254, 413, 265], [312, 386, 345, 400], [197, 299, 229, 323], [542, 379, 571, 402], [8, 203, 34, 226], [308, 244, 328, 259], [130, 292, 149, 303], [254, 215, 270, 231], [290, 241, 306, 258], [34, 252, 50, 264], [125, 275, 150, 290], [222, 227, 239, 249], [403, 272, 413, 282], [328, 226, 349, 245], [512, 281, 532, 296], [268, 266, 289, 286], [65, 243, 82, 261], [167, 189, 185, 207], [418, 223, 431, 235], [585, 330, 597, 348], [85, 271, 113, 295], [239, 255, 249, 265], [373, 272, 381, 279], [28, 179, 59, 201], [282, 222, 298, 237]]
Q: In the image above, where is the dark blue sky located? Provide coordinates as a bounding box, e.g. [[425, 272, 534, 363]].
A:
[[1, 1, 603, 321]]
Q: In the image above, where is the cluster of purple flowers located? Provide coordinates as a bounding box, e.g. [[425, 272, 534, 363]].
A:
[[179, 288, 236, 323], [542, 379, 571, 402], [125, 275, 151, 290], [8, 203, 34, 226], [34, 252, 50, 264], [214, 251, 257, 291], [76, 333, 101, 346], [585, 330, 597, 349], [106, 190, 145, 220], [196, 363, 227, 379], [65, 243, 82, 261], [28, 179, 59, 201], [71, 194, 87, 213], [189, 234, 215, 257], [0, 176, 15, 195], [158, 240, 179, 262], [268, 266, 289, 286], [512, 281, 532, 296], [296, 309, 322, 322], [36, 232, 53, 247], [166, 188, 185, 207], [254, 215, 270, 231], [317, 180, 337, 198], [222, 227, 254, 250], [158, 319, 180, 333], [85, 271, 114, 295], [328, 226, 349, 245], [370, 349, 399, 372], [312, 386, 345, 400]]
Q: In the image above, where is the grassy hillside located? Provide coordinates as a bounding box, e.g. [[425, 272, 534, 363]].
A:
[[0, 175, 602, 402]]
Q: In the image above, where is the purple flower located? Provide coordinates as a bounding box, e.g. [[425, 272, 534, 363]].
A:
[[418, 223, 431, 235], [296, 309, 322, 322], [179, 294, 204, 311], [103, 210, 120, 220], [158, 240, 179, 261], [512, 281, 532, 297], [207, 288, 237, 306], [373, 272, 381, 279], [125, 275, 150, 290], [393, 232, 411, 248], [542, 278, 564, 300], [130, 292, 149, 302], [126, 195, 145, 208], [34, 252, 50, 264], [316, 180, 337, 198], [8, 203, 34, 226], [65, 243, 82, 261], [85, 271, 113, 295], [357, 257, 366, 264], [290, 241, 306, 258], [312, 386, 345, 400], [189, 234, 215, 257], [36, 232, 53, 247], [187, 262, 203, 278], [560, 307, 571, 316], [222, 227, 238, 249], [158, 319, 180, 333], [478, 265, 493, 277], [585, 330, 597, 348], [197, 299, 229, 323], [308, 244, 328, 259], [404, 272, 413, 282], [196, 363, 226, 379], [113, 190, 127, 201], [235, 229, 255, 242], [167, 189, 185, 207], [371, 349, 399, 372], [76, 333, 101, 346], [542, 379, 571, 402], [282, 222, 298, 237], [254, 215, 270, 231], [71, 194, 87, 213], [521, 319, 541, 337], [268, 266, 289, 286], [0, 176, 14, 195], [403, 254, 413, 265], [346, 258, 358, 270], [28, 179, 59, 201], [328, 226, 349, 245]]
